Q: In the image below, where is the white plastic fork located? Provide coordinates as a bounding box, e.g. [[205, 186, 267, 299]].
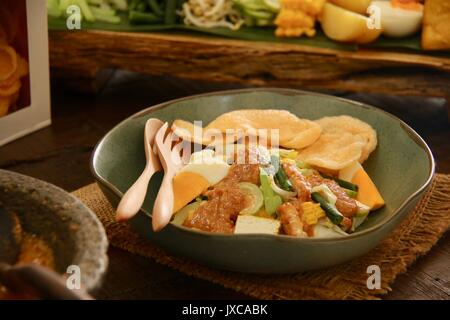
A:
[[152, 122, 185, 231], [116, 118, 163, 222]]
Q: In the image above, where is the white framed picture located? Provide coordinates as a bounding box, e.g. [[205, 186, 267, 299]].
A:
[[0, 0, 51, 146]]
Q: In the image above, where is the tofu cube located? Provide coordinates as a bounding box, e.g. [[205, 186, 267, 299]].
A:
[[234, 215, 281, 235]]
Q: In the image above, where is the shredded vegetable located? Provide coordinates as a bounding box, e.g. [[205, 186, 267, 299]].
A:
[[181, 0, 244, 30], [233, 0, 279, 27]]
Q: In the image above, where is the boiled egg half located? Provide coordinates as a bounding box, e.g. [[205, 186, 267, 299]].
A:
[[172, 149, 230, 213], [370, 0, 424, 38]]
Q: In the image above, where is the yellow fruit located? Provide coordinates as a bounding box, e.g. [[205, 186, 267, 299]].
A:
[[320, 2, 370, 42], [172, 171, 210, 213], [329, 0, 372, 14], [339, 162, 385, 210], [352, 168, 385, 210]]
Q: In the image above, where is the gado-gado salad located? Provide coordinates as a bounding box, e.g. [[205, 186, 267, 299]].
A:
[[167, 110, 385, 238]]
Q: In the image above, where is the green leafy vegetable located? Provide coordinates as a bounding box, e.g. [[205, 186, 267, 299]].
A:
[[148, 0, 164, 17], [164, 0, 176, 24], [129, 10, 162, 24], [260, 170, 283, 215]]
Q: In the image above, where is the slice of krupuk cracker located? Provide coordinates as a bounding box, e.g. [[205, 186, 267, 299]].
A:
[[172, 119, 241, 146], [297, 132, 366, 170], [297, 115, 377, 170], [205, 109, 322, 149], [316, 115, 377, 162]]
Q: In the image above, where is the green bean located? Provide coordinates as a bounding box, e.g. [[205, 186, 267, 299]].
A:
[[336, 178, 359, 192], [275, 166, 293, 192], [322, 174, 359, 192], [129, 0, 140, 11], [311, 192, 344, 225], [136, 2, 147, 12], [164, 0, 177, 24], [176, 0, 185, 7], [343, 188, 358, 198], [148, 0, 164, 16], [129, 10, 162, 24]]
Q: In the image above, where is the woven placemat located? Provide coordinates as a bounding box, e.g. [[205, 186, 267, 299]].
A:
[[72, 174, 450, 300]]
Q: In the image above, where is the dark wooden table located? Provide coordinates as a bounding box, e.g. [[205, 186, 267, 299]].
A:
[[1, 71, 449, 299]]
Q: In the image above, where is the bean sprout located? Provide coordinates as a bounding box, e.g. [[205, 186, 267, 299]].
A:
[[180, 0, 244, 30]]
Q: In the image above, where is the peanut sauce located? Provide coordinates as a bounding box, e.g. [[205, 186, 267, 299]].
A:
[[306, 175, 358, 218], [183, 164, 259, 233]]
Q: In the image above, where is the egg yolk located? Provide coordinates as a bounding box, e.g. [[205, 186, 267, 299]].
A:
[[391, 0, 423, 11]]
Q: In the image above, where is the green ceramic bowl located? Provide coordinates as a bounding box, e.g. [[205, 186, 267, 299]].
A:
[[91, 88, 434, 273]]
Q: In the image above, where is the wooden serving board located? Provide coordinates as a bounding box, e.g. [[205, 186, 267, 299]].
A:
[[49, 30, 450, 98]]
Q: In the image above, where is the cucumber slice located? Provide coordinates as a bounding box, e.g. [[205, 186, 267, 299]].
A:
[[235, 0, 265, 11], [239, 182, 264, 215], [262, 0, 280, 12], [243, 8, 274, 20], [172, 202, 202, 226]]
